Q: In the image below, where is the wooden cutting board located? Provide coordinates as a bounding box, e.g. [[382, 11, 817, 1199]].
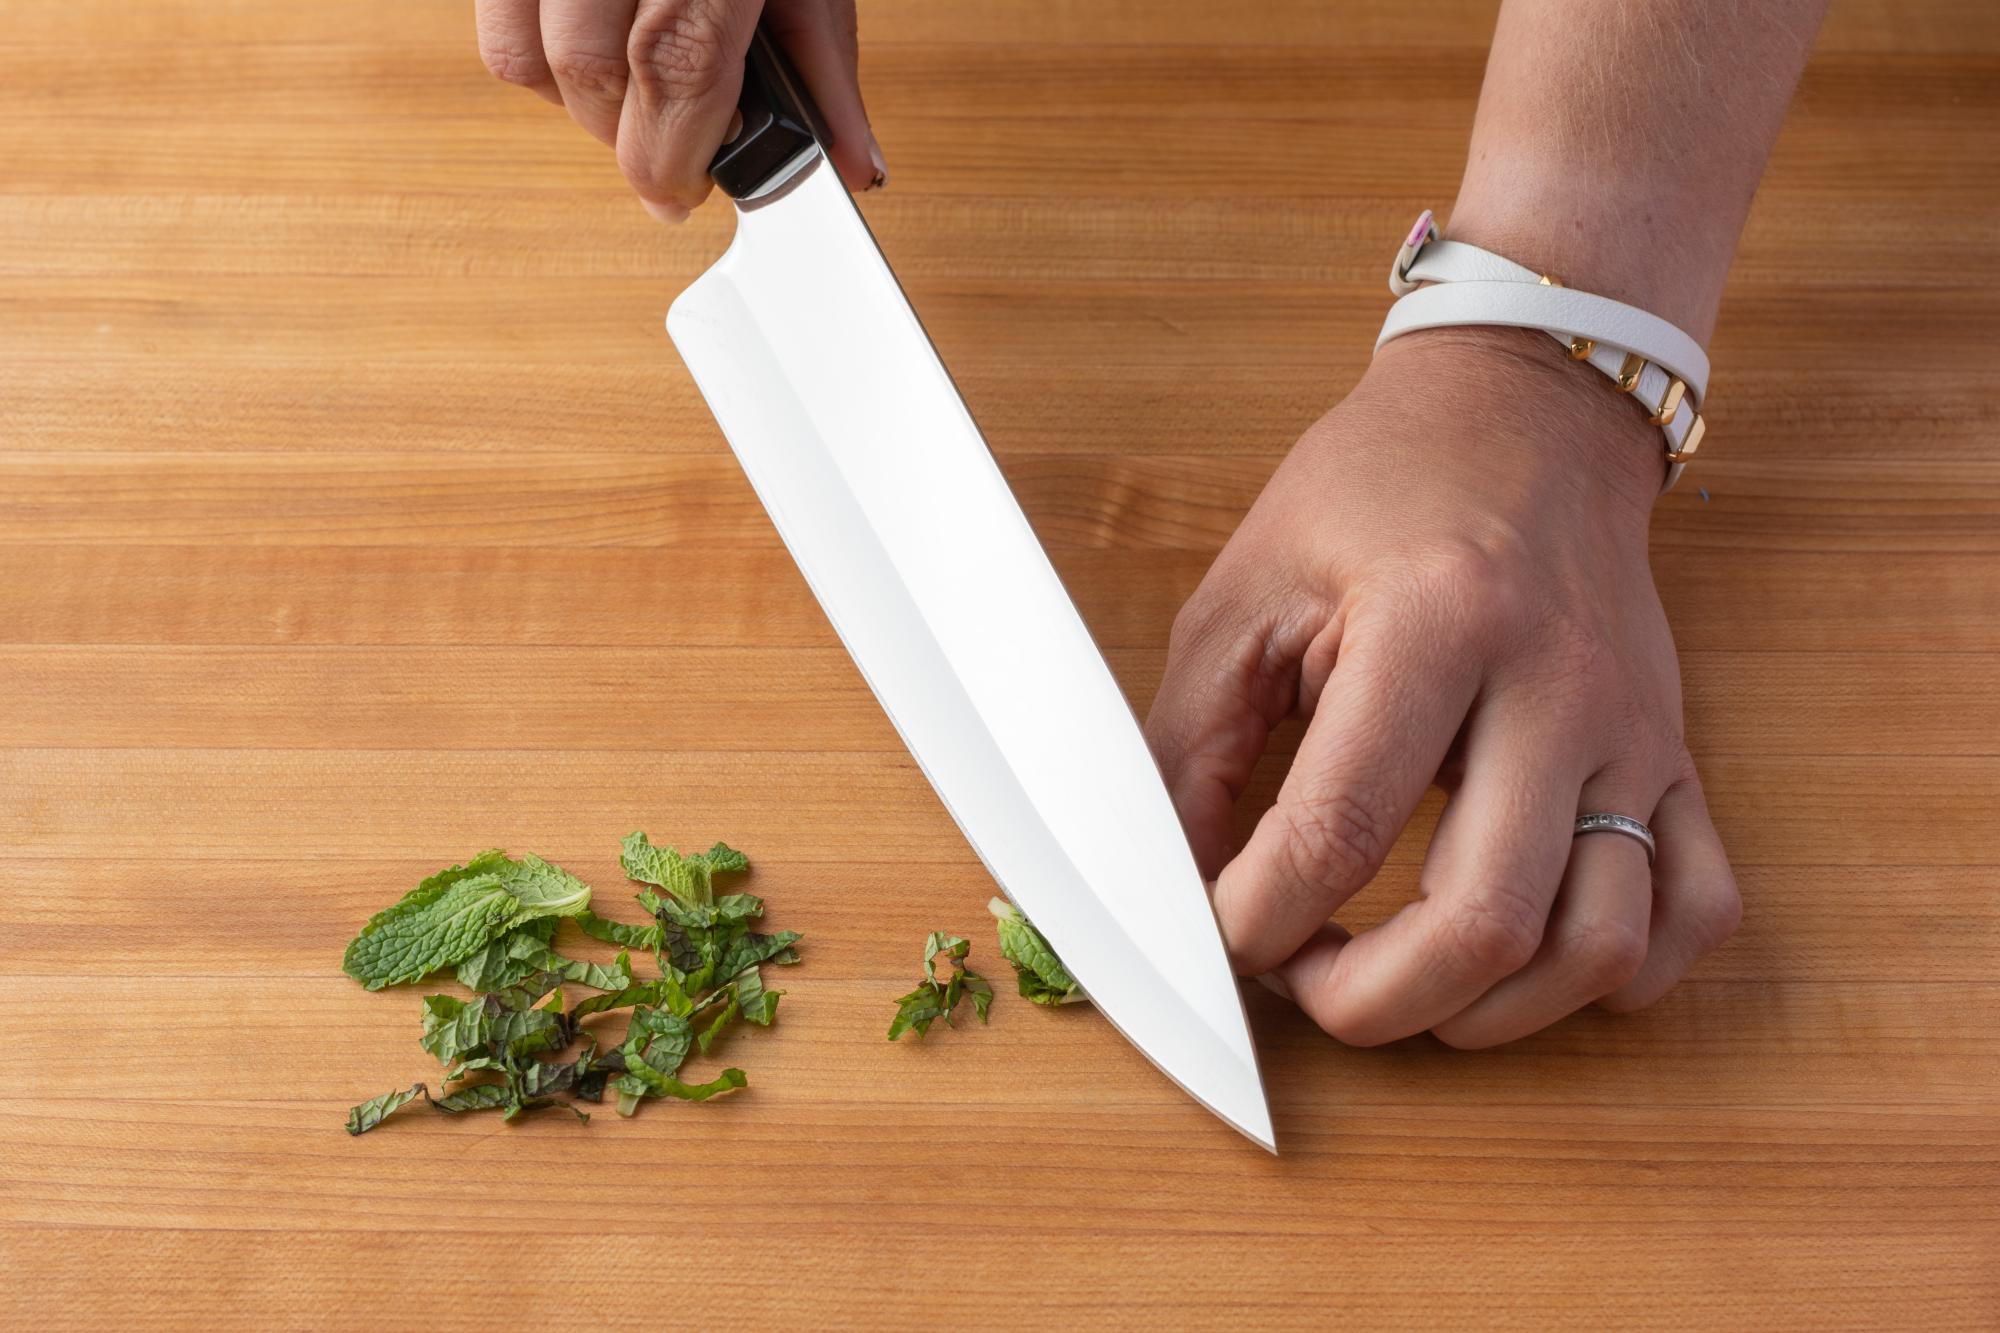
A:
[[3, 1, 1996, 1325]]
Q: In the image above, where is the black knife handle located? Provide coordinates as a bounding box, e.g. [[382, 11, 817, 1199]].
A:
[[709, 27, 825, 200]]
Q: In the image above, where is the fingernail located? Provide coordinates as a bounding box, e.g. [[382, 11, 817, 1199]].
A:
[[641, 198, 689, 226], [1254, 971, 1292, 1000], [865, 131, 887, 191]]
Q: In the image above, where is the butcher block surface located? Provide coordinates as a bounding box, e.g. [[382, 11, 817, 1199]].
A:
[[2, 1, 1996, 1326]]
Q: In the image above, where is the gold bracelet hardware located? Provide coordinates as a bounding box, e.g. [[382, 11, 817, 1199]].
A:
[[1615, 353, 1645, 393], [1648, 378, 1687, 426], [1535, 275, 1596, 358], [1535, 271, 1706, 477], [1666, 414, 1706, 464]]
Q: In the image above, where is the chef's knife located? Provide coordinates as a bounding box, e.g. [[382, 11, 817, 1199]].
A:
[[666, 30, 1273, 1150]]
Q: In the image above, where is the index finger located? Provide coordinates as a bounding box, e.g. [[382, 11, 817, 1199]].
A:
[[617, 0, 764, 220], [1213, 614, 1480, 975]]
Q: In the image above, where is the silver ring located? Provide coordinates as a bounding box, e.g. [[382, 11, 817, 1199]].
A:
[[1574, 812, 1656, 864]]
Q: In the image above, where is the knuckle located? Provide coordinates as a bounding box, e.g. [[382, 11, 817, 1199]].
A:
[[1564, 915, 1649, 994], [1430, 536, 1536, 641], [1599, 689, 1686, 781], [629, 4, 733, 102], [1441, 887, 1546, 979], [480, 40, 550, 88], [546, 44, 629, 100], [1166, 591, 1220, 658], [1277, 787, 1396, 898]]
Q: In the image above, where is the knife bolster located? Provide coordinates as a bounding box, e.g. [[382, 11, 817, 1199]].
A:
[[711, 29, 826, 201]]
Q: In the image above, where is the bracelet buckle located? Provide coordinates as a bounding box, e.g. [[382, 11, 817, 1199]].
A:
[[1388, 209, 1439, 296]]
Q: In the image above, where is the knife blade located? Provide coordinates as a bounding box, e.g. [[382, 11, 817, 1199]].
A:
[[666, 30, 1272, 1150]]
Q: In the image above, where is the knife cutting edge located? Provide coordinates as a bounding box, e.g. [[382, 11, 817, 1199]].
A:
[[665, 29, 1274, 1151]]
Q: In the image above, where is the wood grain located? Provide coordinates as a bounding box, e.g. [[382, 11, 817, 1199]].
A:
[[2, 0, 1996, 1326]]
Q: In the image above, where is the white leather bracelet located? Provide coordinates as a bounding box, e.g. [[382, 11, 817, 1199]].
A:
[[1376, 210, 1708, 492]]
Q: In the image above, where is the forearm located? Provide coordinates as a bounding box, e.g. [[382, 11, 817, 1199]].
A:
[[1447, 0, 1827, 342]]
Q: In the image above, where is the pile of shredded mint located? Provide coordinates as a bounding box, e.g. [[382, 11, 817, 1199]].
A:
[[343, 832, 797, 1134]]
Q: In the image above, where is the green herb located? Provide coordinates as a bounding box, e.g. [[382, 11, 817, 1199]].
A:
[[433, 1082, 512, 1114], [345, 832, 796, 1135], [345, 1083, 426, 1135], [575, 908, 661, 952], [341, 851, 592, 990], [610, 1003, 747, 1115], [988, 897, 1083, 1006], [888, 932, 994, 1040], [454, 922, 633, 993], [341, 1079, 535, 1134], [620, 831, 747, 907]]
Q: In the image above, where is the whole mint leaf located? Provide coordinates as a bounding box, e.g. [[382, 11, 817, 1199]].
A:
[[621, 832, 749, 907], [342, 852, 592, 990]]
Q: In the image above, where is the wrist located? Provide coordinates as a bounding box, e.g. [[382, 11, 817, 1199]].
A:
[[1446, 164, 1736, 345], [1364, 324, 1667, 520]]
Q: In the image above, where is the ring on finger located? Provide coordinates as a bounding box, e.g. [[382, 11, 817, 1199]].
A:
[[1573, 812, 1656, 864]]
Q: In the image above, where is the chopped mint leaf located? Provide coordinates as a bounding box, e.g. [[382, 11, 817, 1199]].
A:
[[888, 932, 994, 1040], [434, 1083, 510, 1114], [697, 996, 739, 1054], [567, 976, 691, 1023], [613, 1003, 734, 1115], [418, 982, 565, 1064], [418, 994, 486, 1062], [624, 1005, 694, 1079], [614, 1062, 746, 1114], [345, 1083, 426, 1135], [988, 897, 1084, 1006], [451, 921, 630, 993], [575, 908, 662, 952], [342, 852, 592, 990], [452, 919, 558, 991], [733, 965, 781, 1026], [442, 1053, 505, 1081]]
